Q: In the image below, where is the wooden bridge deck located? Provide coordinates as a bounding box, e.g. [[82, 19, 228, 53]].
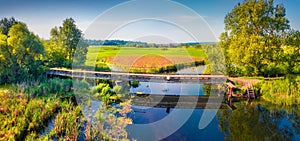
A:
[[47, 68, 227, 83]]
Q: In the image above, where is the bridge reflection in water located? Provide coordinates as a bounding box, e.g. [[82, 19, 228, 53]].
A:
[[124, 93, 225, 111]]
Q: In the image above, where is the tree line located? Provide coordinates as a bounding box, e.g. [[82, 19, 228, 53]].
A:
[[0, 17, 88, 84], [220, 0, 300, 76]]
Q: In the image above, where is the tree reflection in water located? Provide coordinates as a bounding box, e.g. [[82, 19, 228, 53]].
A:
[[217, 101, 300, 141]]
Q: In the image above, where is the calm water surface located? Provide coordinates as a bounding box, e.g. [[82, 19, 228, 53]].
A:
[[45, 66, 300, 140], [98, 66, 300, 140]]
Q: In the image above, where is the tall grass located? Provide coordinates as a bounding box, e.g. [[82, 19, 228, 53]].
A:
[[48, 101, 84, 141], [1, 78, 132, 140], [259, 75, 300, 105], [0, 90, 59, 140]]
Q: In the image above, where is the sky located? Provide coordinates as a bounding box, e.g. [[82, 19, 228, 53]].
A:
[[0, 0, 299, 43]]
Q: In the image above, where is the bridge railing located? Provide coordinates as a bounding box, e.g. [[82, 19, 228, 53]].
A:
[[46, 68, 227, 83]]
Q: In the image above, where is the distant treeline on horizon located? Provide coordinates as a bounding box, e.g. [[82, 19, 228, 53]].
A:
[[84, 39, 216, 47]]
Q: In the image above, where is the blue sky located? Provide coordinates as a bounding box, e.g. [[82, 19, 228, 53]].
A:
[[0, 0, 299, 43]]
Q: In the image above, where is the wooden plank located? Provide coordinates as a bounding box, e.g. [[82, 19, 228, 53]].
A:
[[47, 68, 227, 83]]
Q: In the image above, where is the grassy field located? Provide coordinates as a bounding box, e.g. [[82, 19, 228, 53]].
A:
[[85, 46, 206, 72]]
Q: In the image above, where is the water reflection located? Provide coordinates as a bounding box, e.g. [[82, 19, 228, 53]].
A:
[[175, 66, 206, 74], [130, 81, 205, 95], [82, 81, 300, 141], [217, 101, 300, 141]]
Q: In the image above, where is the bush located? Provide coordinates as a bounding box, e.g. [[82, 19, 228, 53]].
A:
[[261, 63, 288, 77]]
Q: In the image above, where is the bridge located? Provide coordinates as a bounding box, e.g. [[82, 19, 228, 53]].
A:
[[47, 68, 227, 83]]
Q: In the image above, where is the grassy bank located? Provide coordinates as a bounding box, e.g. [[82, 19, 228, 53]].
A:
[[0, 90, 59, 140], [255, 75, 300, 106], [0, 78, 132, 140]]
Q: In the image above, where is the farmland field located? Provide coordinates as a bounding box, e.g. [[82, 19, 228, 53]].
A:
[[85, 46, 207, 72]]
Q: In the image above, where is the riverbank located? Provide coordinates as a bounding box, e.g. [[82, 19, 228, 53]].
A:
[[0, 78, 132, 140], [228, 75, 300, 106]]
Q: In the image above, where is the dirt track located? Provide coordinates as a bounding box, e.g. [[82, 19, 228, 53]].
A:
[[229, 77, 261, 88]]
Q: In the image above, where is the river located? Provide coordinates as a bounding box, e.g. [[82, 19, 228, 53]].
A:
[[119, 66, 300, 140], [43, 66, 300, 140]]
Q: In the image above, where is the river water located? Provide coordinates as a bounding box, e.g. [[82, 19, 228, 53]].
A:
[[82, 98, 300, 141], [121, 66, 300, 140], [44, 66, 300, 140], [125, 81, 300, 140]]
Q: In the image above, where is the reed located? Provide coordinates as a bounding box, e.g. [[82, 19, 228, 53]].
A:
[[0, 90, 58, 140], [260, 75, 300, 105]]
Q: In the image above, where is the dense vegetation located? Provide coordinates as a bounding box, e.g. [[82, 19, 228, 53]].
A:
[[0, 78, 132, 140], [254, 76, 300, 105], [0, 18, 45, 84], [219, 0, 300, 106], [0, 17, 88, 85], [220, 0, 300, 76], [0, 0, 299, 140]]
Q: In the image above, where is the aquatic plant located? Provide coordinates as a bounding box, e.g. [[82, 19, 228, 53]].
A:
[[50, 101, 84, 141], [0, 90, 58, 140]]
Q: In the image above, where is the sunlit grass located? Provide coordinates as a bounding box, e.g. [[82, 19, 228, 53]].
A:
[[259, 75, 300, 106], [85, 46, 206, 67]]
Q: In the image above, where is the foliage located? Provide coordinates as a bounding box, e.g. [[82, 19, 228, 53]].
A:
[[0, 90, 59, 140], [260, 75, 300, 105], [49, 101, 84, 141], [12, 78, 90, 99], [90, 83, 113, 103], [129, 81, 140, 88], [45, 18, 88, 68], [202, 44, 226, 75], [14, 78, 73, 98], [284, 30, 300, 74], [87, 100, 133, 141], [0, 17, 20, 35], [0, 20, 45, 84], [113, 85, 123, 94], [220, 0, 296, 76]]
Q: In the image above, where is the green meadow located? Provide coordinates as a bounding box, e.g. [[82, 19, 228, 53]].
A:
[[85, 46, 207, 69]]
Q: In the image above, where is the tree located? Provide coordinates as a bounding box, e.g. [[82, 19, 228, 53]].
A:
[[46, 18, 88, 68], [220, 0, 290, 76], [0, 17, 19, 35], [0, 21, 45, 84], [284, 30, 300, 74]]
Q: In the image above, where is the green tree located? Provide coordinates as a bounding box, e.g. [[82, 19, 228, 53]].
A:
[[284, 30, 300, 74], [46, 18, 88, 68], [0, 21, 45, 84], [0, 17, 19, 35], [220, 0, 290, 76]]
